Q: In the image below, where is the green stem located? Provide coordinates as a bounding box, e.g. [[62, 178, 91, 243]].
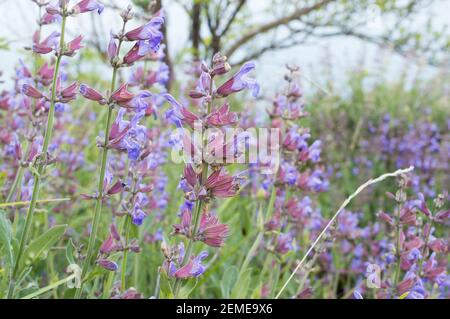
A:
[[121, 215, 131, 292], [6, 165, 25, 203], [172, 75, 215, 298], [7, 15, 67, 299], [133, 248, 139, 288], [74, 84, 115, 298], [393, 203, 403, 291], [6, 3, 42, 204], [418, 219, 433, 276], [173, 198, 204, 297], [74, 17, 128, 298]]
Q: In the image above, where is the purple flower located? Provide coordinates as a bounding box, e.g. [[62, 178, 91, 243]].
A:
[[128, 193, 150, 226], [22, 84, 44, 99], [59, 82, 78, 102], [79, 83, 106, 104], [128, 91, 152, 112], [307, 169, 329, 192], [275, 233, 295, 254], [110, 83, 135, 106], [97, 258, 118, 271], [107, 32, 118, 60], [174, 251, 208, 279], [163, 93, 198, 128], [205, 102, 238, 127], [189, 71, 212, 99], [72, 0, 104, 15], [125, 16, 164, 42], [32, 31, 60, 54], [108, 109, 146, 161], [40, 12, 61, 25], [123, 40, 159, 65], [131, 206, 146, 226], [308, 140, 322, 163], [406, 278, 426, 299], [64, 35, 83, 56], [216, 62, 259, 98], [406, 247, 422, 262]]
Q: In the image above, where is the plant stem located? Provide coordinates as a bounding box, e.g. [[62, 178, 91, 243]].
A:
[[173, 198, 204, 297], [172, 74, 215, 298], [74, 70, 117, 299], [6, 165, 25, 203], [6, 4, 42, 204], [393, 202, 403, 291], [119, 172, 139, 292], [121, 215, 131, 292], [7, 15, 67, 299], [74, 17, 129, 298], [418, 219, 433, 276]]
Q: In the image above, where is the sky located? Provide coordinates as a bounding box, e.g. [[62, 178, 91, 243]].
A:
[[0, 0, 448, 94]]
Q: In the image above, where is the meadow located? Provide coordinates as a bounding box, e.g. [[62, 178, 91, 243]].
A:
[[0, 0, 448, 299]]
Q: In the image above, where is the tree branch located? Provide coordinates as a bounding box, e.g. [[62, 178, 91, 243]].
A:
[[219, 0, 246, 37], [224, 0, 335, 58]]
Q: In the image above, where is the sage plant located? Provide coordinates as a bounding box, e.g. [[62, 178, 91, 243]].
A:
[[162, 53, 259, 297], [75, 6, 164, 298], [7, 0, 103, 298]]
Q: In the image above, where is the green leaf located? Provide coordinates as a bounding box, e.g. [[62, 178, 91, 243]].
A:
[[178, 279, 198, 299], [0, 211, 13, 266], [158, 269, 174, 299], [65, 238, 76, 265], [220, 266, 238, 298], [19, 224, 67, 270], [230, 268, 252, 298]]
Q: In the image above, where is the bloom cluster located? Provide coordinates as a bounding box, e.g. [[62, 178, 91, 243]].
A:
[[76, 7, 166, 282], [259, 66, 328, 258], [348, 175, 449, 299], [2, 0, 103, 202], [160, 53, 259, 289], [354, 113, 449, 197]]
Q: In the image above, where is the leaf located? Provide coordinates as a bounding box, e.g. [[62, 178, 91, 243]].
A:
[[158, 269, 174, 299], [230, 205, 264, 298], [178, 279, 198, 299], [19, 224, 67, 270], [0, 211, 13, 266], [0, 197, 70, 208], [264, 186, 277, 221], [230, 268, 252, 298], [21, 274, 77, 299], [65, 238, 76, 265], [220, 266, 238, 298]]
